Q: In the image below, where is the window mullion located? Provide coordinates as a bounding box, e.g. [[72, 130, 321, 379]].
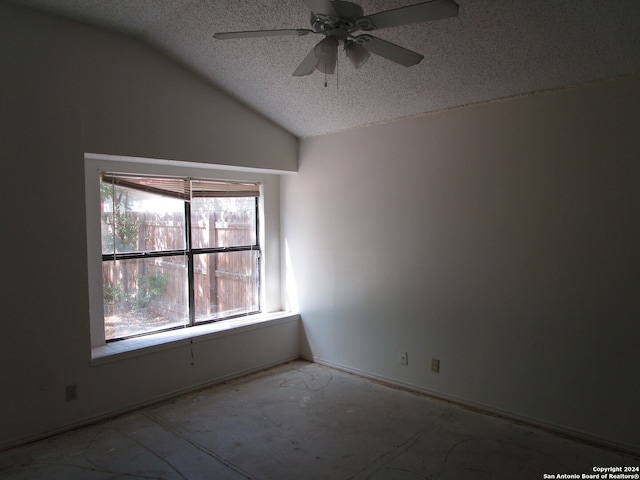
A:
[[255, 196, 261, 313], [101, 249, 186, 262], [191, 245, 258, 255], [185, 201, 195, 326]]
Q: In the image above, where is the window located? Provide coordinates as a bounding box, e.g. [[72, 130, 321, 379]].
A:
[[100, 172, 261, 341]]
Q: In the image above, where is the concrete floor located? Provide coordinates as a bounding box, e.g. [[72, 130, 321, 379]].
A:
[[1, 360, 637, 479]]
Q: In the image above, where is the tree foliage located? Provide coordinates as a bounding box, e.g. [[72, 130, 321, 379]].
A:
[[101, 183, 141, 252]]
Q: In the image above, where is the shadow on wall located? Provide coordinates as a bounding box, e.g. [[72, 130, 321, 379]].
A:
[[284, 239, 299, 313], [285, 239, 315, 357]]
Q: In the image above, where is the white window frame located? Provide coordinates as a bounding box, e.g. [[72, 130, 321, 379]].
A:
[[85, 154, 284, 359]]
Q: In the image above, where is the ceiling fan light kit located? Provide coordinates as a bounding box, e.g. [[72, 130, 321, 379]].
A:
[[345, 42, 370, 69], [213, 0, 459, 77]]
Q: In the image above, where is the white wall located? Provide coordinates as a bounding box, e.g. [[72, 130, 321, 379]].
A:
[[282, 76, 640, 451], [0, 4, 298, 449]]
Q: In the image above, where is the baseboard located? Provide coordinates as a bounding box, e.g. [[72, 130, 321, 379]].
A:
[[5, 354, 637, 457], [302, 354, 640, 458], [1, 354, 300, 452]]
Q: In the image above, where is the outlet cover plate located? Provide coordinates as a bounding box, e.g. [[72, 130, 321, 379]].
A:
[[65, 384, 77, 401], [431, 358, 440, 373], [399, 351, 408, 365]]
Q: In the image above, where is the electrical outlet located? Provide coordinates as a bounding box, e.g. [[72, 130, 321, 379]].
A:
[[431, 358, 440, 373], [65, 384, 77, 401], [398, 351, 408, 365]]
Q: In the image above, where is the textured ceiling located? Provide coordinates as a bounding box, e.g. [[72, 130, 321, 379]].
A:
[[6, 0, 640, 137]]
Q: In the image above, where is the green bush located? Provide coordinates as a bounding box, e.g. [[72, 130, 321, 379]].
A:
[[137, 271, 169, 307]]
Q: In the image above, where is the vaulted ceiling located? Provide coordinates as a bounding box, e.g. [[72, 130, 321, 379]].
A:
[[7, 0, 640, 137]]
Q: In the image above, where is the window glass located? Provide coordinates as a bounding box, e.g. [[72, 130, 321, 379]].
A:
[[101, 184, 185, 255], [193, 250, 260, 322], [191, 197, 256, 249], [103, 256, 189, 340]]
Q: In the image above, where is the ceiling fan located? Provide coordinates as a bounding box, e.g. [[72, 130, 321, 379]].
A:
[[214, 0, 459, 76]]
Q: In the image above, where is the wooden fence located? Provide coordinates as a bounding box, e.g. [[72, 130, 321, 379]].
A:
[[103, 209, 258, 329]]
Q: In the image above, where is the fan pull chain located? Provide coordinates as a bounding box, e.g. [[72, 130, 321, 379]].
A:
[[324, 66, 328, 88]]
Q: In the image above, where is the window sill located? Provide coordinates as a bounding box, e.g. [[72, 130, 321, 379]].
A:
[[91, 311, 300, 366]]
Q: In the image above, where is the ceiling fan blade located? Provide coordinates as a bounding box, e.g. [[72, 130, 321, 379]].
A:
[[304, 0, 338, 17], [214, 29, 313, 40], [357, 35, 424, 67], [293, 46, 320, 76], [367, 0, 459, 30]]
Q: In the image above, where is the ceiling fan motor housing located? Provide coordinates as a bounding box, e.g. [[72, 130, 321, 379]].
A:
[[310, 0, 367, 33]]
